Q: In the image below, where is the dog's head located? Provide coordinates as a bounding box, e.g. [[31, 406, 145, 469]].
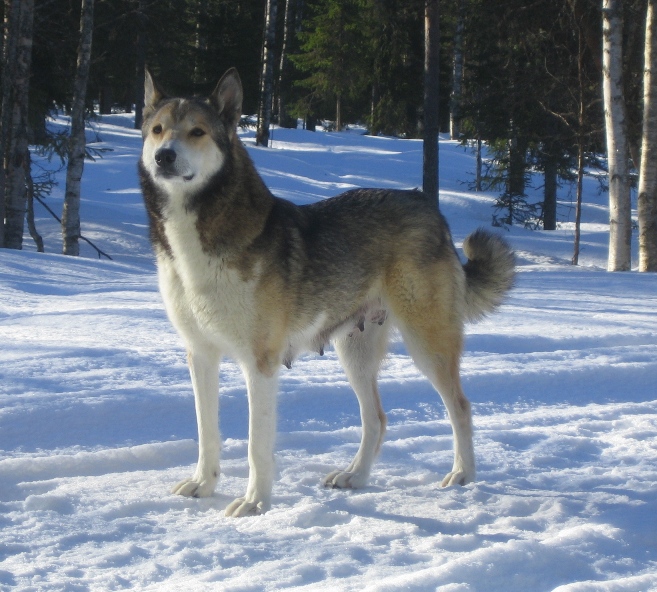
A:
[[140, 69, 243, 192]]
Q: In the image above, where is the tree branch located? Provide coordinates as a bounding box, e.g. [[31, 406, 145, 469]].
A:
[[32, 194, 113, 260]]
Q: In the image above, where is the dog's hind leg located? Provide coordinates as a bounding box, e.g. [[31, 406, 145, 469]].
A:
[[400, 323, 475, 487], [324, 322, 389, 489], [172, 346, 222, 498], [386, 256, 476, 487]]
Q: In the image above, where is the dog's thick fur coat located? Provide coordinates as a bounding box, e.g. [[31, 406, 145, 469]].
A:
[[138, 69, 515, 516]]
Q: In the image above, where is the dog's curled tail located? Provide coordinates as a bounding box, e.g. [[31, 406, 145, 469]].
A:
[[462, 229, 516, 323]]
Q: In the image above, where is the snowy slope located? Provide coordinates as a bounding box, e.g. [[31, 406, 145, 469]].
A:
[[0, 115, 656, 591]]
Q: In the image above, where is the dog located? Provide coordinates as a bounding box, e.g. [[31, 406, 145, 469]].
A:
[[138, 68, 515, 517]]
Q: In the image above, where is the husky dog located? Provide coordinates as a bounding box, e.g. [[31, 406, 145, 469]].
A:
[[138, 68, 515, 517]]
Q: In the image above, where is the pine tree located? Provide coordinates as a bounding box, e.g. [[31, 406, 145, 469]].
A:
[[291, 0, 369, 129], [368, 0, 423, 138], [459, 0, 603, 231]]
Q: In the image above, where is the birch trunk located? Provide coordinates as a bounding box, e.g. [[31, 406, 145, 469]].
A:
[[62, 0, 94, 256], [638, 0, 657, 272], [277, 0, 296, 129], [24, 148, 43, 252], [2, 0, 34, 250], [573, 25, 586, 266], [475, 137, 482, 192], [256, 0, 277, 147], [450, 0, 465, 140], [0, 0, 20, 248], [423, 0, 440, 205], [543, 141, 558, 230], [572, 141, 585, 265], [193, 0, 208, 88], [134, 0, 147, 130], [602, 0, 632, 271]]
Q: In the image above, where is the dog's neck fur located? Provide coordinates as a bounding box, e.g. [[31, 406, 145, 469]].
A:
[[193, 136, 275, 255]]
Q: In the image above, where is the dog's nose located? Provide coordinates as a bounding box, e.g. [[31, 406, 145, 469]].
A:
[[155, 148, 176, 167]]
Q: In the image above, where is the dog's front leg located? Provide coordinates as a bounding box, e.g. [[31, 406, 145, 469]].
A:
[[225, 367, 278, 517], [172, 347, 221, 498]]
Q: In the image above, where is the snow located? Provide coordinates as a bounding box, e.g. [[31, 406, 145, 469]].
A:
[[1, 113, 656, 591]]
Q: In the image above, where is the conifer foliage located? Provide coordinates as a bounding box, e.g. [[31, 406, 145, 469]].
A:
[[0, 0, 656, 270]]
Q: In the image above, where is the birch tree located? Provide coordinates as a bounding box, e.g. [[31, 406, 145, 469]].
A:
[[256, 0, 278, 147], [602, 0, 632, 271], [0, 0, 16, 248], [2, 0, 35, 250], [573, 21, 587, 266], [450, 0, 465, 140], [277, 0, 297, 129], [423, 0, 440, 205], [62, 0, 94, 256], [134, 0, 147, 130], [639, 0, 657, 272]]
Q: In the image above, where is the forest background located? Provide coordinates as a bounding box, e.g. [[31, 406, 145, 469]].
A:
[[1, 0, 656, 270]]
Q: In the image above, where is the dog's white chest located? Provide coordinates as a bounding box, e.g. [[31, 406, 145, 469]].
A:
[[157, 209, 256, 351]]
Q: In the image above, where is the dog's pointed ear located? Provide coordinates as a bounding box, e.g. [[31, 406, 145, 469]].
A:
[[143, 69, 166, 120], [209, 68, 243, 132]]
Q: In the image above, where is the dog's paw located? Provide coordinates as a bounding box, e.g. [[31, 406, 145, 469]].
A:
[[323, 470, 368, 489], [440, 468, 475, 488], [171, 476, 217, 498], [224, 497, 269, 517]]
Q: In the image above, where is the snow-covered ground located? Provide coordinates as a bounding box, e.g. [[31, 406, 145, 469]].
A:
[[1, 114, 656, 591]]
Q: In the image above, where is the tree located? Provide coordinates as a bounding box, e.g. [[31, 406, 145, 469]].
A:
[[291, 0, 369, 130], [572, 10, 590, 265], [91, 0, 140, 115], [459, 0, 551, 227], [423, 0, 440, 204], [458, 0, 610, 233], [2, 0, 35, 250], [24, 148, 43, 252], [368, 0, 423, 138], [277, 0, 299, 129], [0, 0, 15, 248], [449, 0, 465, 140], [62, 0, 94, 256], [541, 134, 559, 231], [134, 0, 148, 130], [602, 0, 632, 271], [257, 0, 278, 146], [29, 0, 81, 143], [639, 0, 657, 272]]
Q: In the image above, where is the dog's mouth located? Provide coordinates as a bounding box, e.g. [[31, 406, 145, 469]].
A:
[[156, 169, 195, 182]]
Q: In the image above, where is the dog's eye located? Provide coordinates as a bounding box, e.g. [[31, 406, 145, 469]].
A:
[[190, 128, 206, 137], [152, 124, 162, 135]]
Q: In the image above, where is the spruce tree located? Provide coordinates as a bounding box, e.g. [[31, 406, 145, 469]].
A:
[[291, 0, 369, 129]]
